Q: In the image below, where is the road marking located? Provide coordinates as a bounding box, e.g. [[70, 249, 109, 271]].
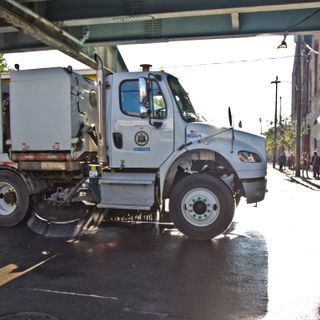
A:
[[123, 308, 169, 317], [32, 288, 118, 301], [0, 255, 58, 287]]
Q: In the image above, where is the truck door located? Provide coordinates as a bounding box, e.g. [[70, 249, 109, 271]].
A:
[[109, 75, 174, 168]]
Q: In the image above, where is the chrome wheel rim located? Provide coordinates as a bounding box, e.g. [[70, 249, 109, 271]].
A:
[[181, 188, 220, 227], [0, 182, 18, 216]]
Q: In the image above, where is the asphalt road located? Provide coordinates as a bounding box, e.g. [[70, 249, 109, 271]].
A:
[[0, 166, 319, 320]]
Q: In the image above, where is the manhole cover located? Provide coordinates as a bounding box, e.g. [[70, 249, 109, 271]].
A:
[[0, 312, 58, 320]]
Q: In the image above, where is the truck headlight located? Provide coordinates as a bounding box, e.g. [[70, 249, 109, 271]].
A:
[[238, 150, 261, 163]]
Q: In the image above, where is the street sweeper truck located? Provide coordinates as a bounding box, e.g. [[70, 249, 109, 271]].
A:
[[0, 54, 267, 240]]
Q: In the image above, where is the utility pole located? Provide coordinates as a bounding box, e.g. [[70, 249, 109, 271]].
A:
[[279, 96, 283, 153], [271, 76, 281, 168], [279, 96, 282, 127], [259, 117, 262, 135], [295, 99, 302, 177], [295, 38, 303, 177]]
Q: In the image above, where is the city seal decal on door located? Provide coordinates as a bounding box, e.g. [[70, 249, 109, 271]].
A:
[[135, 131, 149, 146], [134, 131, 150, 152]]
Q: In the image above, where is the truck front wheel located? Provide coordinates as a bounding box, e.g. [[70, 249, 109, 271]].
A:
[[0, 171, 29, 227], [169, 174, 234, 240]]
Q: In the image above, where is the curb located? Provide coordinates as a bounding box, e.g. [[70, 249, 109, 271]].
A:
[[282, 168, 320, 190], [290, 176, 320, 190]]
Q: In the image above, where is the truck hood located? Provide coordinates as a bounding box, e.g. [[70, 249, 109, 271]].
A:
[[186, 122, 224, 141], [186, 122, 266, 162]]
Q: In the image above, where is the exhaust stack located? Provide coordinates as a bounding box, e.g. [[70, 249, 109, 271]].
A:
[[94, 53, 107, 165]]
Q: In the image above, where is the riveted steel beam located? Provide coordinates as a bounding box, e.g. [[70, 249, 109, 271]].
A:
[[54, 1, 320, 27], [0, 0, 113, 73], [1, 0, 320, 54]]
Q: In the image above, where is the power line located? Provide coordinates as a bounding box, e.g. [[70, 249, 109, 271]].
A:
[[151, 54, 300, 70], [287, 8, 320, 33]]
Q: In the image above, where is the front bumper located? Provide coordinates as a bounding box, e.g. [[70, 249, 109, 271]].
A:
[[241, 178, 267, 204]]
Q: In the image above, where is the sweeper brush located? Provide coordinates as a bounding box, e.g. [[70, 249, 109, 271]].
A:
[[27, 200, 105, 238]]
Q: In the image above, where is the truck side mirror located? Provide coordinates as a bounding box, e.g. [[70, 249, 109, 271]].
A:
[[139, 77, 148, 106], [139, 106, 148, 118]]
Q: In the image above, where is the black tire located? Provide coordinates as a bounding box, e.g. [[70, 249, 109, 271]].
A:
[[169, 174, 235, 240], [0, 170, 29, 227]]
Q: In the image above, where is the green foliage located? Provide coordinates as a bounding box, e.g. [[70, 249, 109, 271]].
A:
[[0, 53, 10, 72], [263, 117, 296, 154]]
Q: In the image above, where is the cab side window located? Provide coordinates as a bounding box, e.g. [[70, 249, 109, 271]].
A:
[[120, 81, 141, 117], [120, 80, 166, 119]]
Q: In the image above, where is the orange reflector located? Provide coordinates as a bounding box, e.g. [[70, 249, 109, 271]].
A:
[[2, 161, 15, 166]]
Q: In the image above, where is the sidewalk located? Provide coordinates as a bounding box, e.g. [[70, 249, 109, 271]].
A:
[[280, 166, 320, 190]]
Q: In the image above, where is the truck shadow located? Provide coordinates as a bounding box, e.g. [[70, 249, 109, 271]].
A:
[[0, 221, 268, 320], [71, 220, 269, 320]]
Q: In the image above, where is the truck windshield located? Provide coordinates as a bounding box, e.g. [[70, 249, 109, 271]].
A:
[[167, 75, 199, 122]]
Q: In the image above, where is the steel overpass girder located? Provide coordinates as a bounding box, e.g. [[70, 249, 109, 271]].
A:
[[1, 0, 320, 66]]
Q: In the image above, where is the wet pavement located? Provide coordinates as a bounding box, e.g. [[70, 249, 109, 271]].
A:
[[0, 166, 319, 320]]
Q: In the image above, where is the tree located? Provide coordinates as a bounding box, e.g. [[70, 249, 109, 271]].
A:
[[0, 53, 10, 72], [263, 117, 297, 159], [277, 119, 296, 154]]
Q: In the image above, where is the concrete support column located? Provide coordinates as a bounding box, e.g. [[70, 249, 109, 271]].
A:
[[94, 46, 127, 73]]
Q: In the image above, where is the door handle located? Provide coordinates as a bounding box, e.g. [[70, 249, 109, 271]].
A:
[[149, 119, 163, 128], [113, 132, 123, 149]]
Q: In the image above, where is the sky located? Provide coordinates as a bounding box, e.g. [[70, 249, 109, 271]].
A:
[[4, 35, 295, 135]]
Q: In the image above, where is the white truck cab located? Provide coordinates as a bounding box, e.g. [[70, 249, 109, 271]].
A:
[[106, 70, 266, 199], [0, 56, 267, 240]]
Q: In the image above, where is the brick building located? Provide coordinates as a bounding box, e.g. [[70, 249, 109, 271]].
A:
[[292, 34, 320, 156]]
